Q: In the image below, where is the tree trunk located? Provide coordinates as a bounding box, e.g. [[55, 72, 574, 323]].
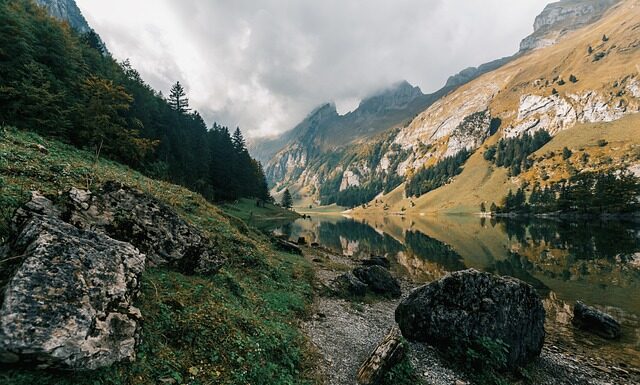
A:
[[356, 326, 406, 385]]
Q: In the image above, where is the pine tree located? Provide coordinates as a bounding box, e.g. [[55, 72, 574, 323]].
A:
[[480, 202, 486, 213], [490, 202, 498, 213], [232, 127, 246, 152], [281, 189, 293, 209], [168, 81, 190, 113]]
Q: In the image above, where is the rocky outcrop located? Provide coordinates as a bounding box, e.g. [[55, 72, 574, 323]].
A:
[[572, 301, 621, 339], [519, 0, 619, 52], [395, 269, 545, 369], [61, 181, 224, 275], [0, 192, 145, 369], [35, 0, 91, 33], [353, 266, 401, 298], [445, 110, 494, 157]]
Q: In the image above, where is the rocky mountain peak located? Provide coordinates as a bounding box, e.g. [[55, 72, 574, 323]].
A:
[[35, 0, 91, 33], [354, 81, 424, 114], [520, 0, 619, 51]]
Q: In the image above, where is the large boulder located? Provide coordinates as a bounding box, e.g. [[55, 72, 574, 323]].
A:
[[361, 255, 391, 269], [331, 272, 368, 297], [61, 181, 224, 274], [572, 301, 621, 339], [0, 195, 145, 370], [395, 269, 545, 369], [353, 265, 401, 298]]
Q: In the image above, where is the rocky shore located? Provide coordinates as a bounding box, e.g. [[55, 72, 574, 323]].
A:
[[301, 245, 640, 385]]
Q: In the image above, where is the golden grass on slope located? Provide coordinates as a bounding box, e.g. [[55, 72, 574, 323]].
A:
[[359, 112, 640, 215], [488, 0, 640, 123], [356, 0, 640, 214]]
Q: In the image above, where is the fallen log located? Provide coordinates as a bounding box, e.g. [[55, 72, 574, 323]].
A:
[[357, 326, 406, 385]]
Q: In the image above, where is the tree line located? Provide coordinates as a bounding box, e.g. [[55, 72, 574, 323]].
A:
[[494, 170, 640, 215], [405, 149, 470, 198], [0, 0, 270, 202], [483, 131, 551, 176]]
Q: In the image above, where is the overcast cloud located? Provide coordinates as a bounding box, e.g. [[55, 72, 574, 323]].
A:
[[76, 0, 548, 138]]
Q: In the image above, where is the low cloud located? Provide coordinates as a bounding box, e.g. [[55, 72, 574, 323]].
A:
[[77, 0, 548, 137]]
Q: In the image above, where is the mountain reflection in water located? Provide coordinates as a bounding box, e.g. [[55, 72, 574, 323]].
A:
[[274, 214, 640, 368]]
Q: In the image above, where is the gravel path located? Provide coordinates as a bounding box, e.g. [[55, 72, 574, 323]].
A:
[[301, 246, 640, 385]]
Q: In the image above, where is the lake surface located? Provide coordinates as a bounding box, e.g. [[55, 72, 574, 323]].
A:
[[275, 214, 640, 368]]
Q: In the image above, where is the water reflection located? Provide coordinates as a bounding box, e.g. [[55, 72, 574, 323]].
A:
[[275, 214, 640, 367]]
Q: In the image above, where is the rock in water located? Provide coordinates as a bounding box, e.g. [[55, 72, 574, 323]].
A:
[[62, 181, 224, 274], [353, 265, 401, 298], [572, 301, 621, 339], [0, 205, 145, 369], [395, 269, 545, 369]]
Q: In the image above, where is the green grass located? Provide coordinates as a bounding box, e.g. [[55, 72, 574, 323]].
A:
[[0, 127, 318, 385], [222, 198, 300, 231]]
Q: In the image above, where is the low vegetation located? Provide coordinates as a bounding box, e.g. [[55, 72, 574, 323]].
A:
[[0, 128, 317, 385]]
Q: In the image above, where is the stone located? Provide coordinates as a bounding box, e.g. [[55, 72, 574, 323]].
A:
[[331, 272, 368, 297], [0, 206, 145, 370], [395, 269, 545, 369], [361, 255, 391, 269], [61, 181, 224, 275], [572, 301, 621, 339], [353, 266, 401, 298]]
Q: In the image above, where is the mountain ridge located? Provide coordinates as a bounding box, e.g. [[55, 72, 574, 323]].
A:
[[263, 0, 633, 209]]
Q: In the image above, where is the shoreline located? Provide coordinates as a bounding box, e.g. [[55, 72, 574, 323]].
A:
[[300, 245, 640, 385]]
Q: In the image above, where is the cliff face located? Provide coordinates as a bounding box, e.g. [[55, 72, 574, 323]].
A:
[[34, 0, 91, 33], [519, 0, 619, 51]]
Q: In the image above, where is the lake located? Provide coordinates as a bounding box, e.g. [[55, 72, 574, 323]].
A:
[[275, 213, 640, 369]]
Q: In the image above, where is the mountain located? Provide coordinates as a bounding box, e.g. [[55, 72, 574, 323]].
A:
[[351, 0, 638, 214], [262, 0, 631, 210], [34, 0, 90, 33], [520, 0, 619, 51]]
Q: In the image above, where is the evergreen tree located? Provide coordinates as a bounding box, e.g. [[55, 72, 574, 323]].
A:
[[480, 202, 486, 213], [0, 1, 272, 204], [168, 81, 190, 113], [281, 189, 293, 209]]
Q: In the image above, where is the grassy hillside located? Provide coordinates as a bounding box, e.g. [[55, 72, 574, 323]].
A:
[[353, 113, 640, 214], [222, 198, 300, 230], [0, 127, 317, 385]]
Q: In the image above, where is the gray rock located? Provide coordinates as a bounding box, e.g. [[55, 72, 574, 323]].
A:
[[353, 266, 401, 298], [62, 181, 225, 275], [395, 269, 545, 369], [35, 0, 91, 33], [0, 207, 145, 370], [519, 0, 618, 52], [572, 301, 621, 339], [332, 272, 368, 297]]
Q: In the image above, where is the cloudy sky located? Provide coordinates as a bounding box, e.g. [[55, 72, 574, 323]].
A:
[[76, 0, 548, 138]]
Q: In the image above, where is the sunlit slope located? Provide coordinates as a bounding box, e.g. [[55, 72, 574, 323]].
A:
[[357, 0, 640, 214]]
